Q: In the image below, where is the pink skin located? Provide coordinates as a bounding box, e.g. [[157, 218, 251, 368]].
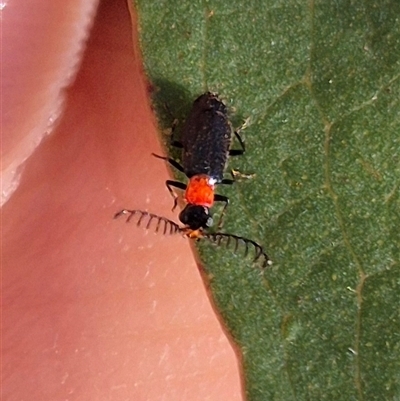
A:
[[2, 0, 245, 399]]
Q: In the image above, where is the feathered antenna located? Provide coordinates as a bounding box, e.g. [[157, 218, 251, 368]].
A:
[[114, 209, 181, 235], [114, 209, 272, 268], [197, 232, 272, 269]]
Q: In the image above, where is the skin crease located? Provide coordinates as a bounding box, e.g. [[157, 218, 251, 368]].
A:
[[2, 0, 245, 400]]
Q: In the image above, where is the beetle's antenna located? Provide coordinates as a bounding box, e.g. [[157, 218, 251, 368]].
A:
[[114, 209, 181, 235], [114, 210, 272, 268], [200, 232, 272, 269]]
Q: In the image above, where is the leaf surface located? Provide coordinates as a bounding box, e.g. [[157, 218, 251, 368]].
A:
[[134, 1, 400, 399]]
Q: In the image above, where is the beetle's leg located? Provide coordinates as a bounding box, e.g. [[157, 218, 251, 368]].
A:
[[220, 178, 235, 185], [152, 153, 185, 174], [229, 128, 246, 156], [165, 180, 186, 211], [213, 194, 229, 229]]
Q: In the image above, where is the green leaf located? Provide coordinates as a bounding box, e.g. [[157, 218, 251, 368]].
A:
[[134, 0, 400, 399]]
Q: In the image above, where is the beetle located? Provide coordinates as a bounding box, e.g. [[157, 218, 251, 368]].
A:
[[153, 92, 246, 230]]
